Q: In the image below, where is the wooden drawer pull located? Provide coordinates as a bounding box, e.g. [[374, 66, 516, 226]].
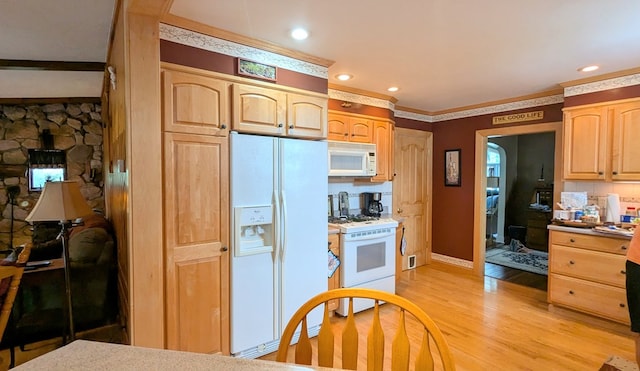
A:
[[570, 238, 576, 243], [569, 290, 574, 295], [569, 260, 575, 265], [621, 245, 628, 250], [620, 303, 626, 308], [621, 270, 626, 275]]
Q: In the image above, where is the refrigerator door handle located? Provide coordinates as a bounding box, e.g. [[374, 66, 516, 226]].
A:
[[273, 189, 281, 262], [280, 190, 287, 263]]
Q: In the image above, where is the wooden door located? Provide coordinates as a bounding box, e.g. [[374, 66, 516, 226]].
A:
[[164, 132, 229, 354], [393, 128, 432, 269], [232, 84, 286, 136], [611, 100, 640, 181], [371, 120, 394, 182], [162, 69, 229, 136], [287, 93, 327, 139], [562, 106, 609, 180]]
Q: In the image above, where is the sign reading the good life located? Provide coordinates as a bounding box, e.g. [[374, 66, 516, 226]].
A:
[[492, 110, 544, 125]]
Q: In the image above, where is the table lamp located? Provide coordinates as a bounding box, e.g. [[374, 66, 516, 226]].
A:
[[25, 180, 93, 342]]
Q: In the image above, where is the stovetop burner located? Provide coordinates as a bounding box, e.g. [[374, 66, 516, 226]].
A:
[[328, 214, 398, 233]]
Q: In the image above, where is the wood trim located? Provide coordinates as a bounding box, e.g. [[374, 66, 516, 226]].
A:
[[161, 62, 328, 98], [473, 121, 563, 277], [561, 96, 640, 111], [327, 109, 394, 124], [559, 66, 640, 88], [0, 59, 105, 71], [0, 97, 101, 104], [328, 83, 398, 104], [128, 0, 174, 17], [433, 88, 565, 116], [160, 13, 335, 68], [394, 105, 432, 116]]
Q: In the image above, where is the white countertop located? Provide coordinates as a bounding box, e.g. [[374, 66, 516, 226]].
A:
[[548, 224, 633, 240], [13, 340, 338, 371]]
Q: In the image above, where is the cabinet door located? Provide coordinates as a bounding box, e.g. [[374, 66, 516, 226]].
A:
[[232, 84, 286, 136], [327, 233, 340, 312], [287, 93, 327, 139], [162, 69, 229, 136], [371, 120, 394, 182], [349, 117, 374, 143], [328, 113, 349, 141], [611, 100, 640, 180], [563, 106, 609, 180], [164, 132, 229, 354]]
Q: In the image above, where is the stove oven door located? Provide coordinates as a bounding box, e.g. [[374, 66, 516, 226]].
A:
[[340, 228, 396, 288]]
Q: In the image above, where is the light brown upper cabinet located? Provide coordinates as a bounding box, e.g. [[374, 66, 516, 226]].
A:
[[162, 68, 230, 136], [329, 111, 394, 182], [232, 84, 327, 139], [328, 113, 373, 143], [563, 98, 640, 181]]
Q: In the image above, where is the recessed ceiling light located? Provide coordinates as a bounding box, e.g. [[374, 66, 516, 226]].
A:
[[387, 86, 399, 92], [578, 65, 599, 72], [336, 74, 353, 81], [290, 28, 308, 40]]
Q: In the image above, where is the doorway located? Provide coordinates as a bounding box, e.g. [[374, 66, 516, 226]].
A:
[[473, 122, 563, 278]]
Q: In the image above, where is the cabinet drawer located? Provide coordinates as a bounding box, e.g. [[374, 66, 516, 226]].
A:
[[550, 231, 629, 255], [550, 245, 626, 287], [549, 274, 629, 324]]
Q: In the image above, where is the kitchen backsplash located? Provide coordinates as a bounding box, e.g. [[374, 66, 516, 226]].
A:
[[563, 181, 640, 218], [328, 179, 392, 216]]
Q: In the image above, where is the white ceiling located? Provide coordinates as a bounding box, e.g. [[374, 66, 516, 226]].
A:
[[2, 0, 640, 113]]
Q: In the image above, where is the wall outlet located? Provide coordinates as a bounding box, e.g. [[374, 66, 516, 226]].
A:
[[408, 255, 417, 269]]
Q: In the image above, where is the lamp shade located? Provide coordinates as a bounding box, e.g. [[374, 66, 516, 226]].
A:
[[25, 181, 93, 222]]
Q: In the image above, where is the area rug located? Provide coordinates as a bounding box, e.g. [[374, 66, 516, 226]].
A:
[[599, 355, 638, 371], [485, 246, 548, 275]]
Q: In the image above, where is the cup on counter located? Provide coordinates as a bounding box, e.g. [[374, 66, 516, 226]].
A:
[[553, 210, 571, 220]]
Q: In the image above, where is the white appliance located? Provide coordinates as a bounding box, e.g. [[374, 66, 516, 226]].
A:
[[328, 140, 376, 177], [230, 132, 327, 358], [329, 218, 398, 316]]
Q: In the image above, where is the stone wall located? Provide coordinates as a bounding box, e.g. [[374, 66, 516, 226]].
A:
[[0, 103, 105, 250]]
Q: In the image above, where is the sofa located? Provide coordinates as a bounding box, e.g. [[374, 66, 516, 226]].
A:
[[1, 213, 118, 350]]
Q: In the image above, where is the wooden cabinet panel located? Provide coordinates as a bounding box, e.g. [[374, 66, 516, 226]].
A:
[[548, 230, 630, 325], [327, 233, 340, 312], [549, 274, 629, 324], [349, 118, 373, 143], [327, 115, 349, 141], [550, 244, 626, 287], [232, 84, 286, 136], [162, 69, 230, 136], [611, 100, 640, 180], [563, 98, 640, 181], [327, 112, 373, 143], [563, 106, 608, 180], [287, 93, 327, 139], [164, 132, 229, 354], [371, 120, 394, 182]]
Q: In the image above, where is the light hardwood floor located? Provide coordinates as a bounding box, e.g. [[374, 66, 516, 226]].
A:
[[265, 262, 636, 370]]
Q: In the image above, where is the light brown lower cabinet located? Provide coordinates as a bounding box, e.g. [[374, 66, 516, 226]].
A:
[[548, 230, 630, 325], [328, 232, 340, 312]]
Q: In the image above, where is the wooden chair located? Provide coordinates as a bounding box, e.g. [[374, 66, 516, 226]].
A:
[[0, 243, 32, 367], [275, 287, 455, 370]]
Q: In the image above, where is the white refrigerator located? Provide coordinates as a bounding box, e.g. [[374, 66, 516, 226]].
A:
[[230, 132, 327, 358]]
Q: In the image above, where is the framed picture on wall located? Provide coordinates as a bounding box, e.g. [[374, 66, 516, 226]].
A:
[[444, 149, 461, 186]]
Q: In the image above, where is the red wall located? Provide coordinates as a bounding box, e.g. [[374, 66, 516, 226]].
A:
[[430, 103, 563, 261]]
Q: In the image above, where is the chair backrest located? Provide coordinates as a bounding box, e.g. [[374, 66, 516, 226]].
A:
[[275, 287, 455, 371], [0, 243, 32, 341]]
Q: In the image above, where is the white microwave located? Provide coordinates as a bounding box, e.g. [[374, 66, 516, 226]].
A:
[[328, 141, 376, 177]]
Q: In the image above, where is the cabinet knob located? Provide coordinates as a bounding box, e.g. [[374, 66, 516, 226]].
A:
[[570, 238, 575, 243], [221, 124, 227, 129], [598, 171, 604, 175], [569, 290, 574, 295], [621, 245, 628, 250], [569, 260, 575, 265], [328, 241, 332, 246], [621, 270, 627, 275], [220, 246, 228, 252], [343, 133, 348, 136], [278, 123, 283, 128], [612, 171, 618, 175], [620, 303, 626, 308], [397, 208, 403, 213], [289, 125, 294, 129]]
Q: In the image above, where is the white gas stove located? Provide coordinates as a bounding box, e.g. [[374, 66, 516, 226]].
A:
[[328, 216, 398, 234]]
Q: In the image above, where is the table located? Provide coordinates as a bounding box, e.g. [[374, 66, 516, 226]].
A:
[[12, 340, 340, 370]]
